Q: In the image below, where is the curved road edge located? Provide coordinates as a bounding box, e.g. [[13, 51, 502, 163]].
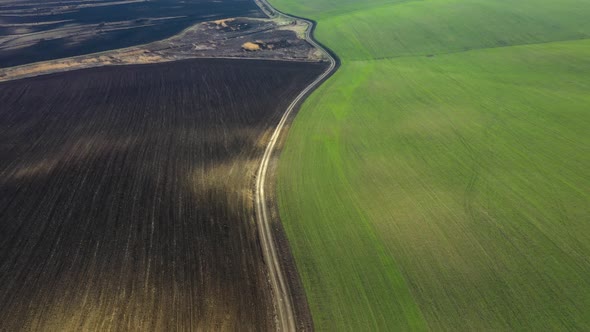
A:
[[253, 1, 340, 331]]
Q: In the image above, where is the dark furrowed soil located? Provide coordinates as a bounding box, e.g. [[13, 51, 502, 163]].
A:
[[0, 58, 327, 331], [0, 0, 264, 67]]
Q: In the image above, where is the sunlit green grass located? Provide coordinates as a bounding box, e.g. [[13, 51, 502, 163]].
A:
[[321, 0, 590, 59], [270, 0, 590, 330]]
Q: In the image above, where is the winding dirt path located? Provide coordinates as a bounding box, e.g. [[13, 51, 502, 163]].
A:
[[253, 0, 337, 330]]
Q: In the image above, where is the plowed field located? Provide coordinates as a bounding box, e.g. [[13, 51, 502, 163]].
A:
[[0, 58, 326, 330]]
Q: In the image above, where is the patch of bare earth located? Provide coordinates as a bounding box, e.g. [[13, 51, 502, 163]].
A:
[[0, 16, 327, 82], [242, 42, 261, 51]]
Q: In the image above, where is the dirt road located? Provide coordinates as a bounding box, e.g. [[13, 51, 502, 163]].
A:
[[253, 0, 337, 330]]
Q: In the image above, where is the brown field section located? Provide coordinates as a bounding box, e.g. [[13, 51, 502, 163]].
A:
[[0, 58, 326, 330]]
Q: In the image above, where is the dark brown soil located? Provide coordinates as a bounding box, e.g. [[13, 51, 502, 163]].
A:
[[0, 58, 327, 331]]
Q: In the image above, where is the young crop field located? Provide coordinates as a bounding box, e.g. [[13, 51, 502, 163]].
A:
[[0, 59, 326, 330], [269, 0, 590, 330]]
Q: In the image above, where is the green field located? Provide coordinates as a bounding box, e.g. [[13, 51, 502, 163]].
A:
[[270, 0, 590, 330]]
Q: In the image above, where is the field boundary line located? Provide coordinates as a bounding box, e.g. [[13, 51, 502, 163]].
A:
[[347, 36, 590, 62]]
